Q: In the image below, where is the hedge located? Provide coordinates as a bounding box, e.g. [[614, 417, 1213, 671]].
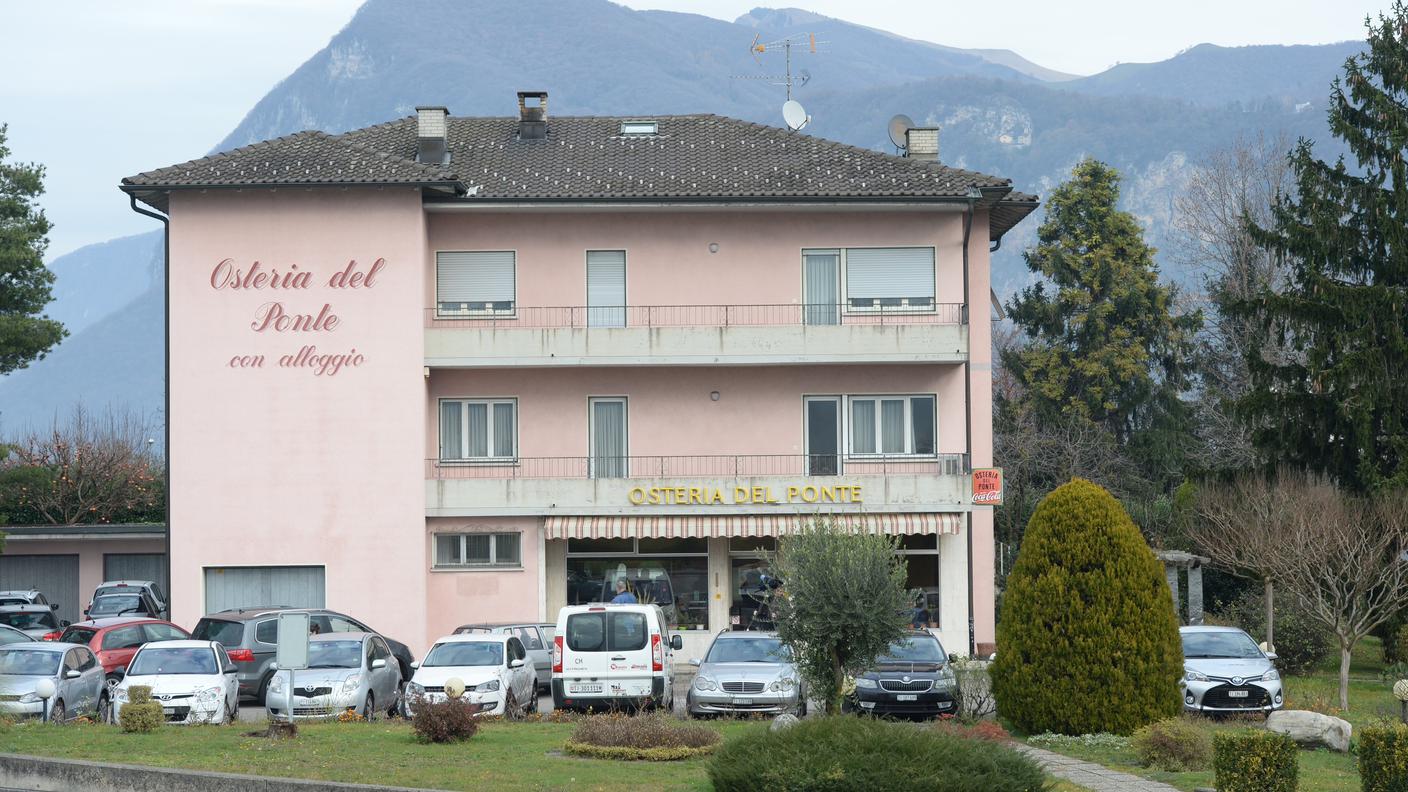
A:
[[1360, 724, 1408, 792], [991, 478, 1183, 735], [1213, 730, 1298, 792], [563, 741, 718, 761]]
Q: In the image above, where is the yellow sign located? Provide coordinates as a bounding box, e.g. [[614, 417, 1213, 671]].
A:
[[628, 484, 863, 506]]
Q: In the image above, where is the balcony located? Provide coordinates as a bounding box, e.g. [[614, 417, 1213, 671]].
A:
[[423, 303, 968, 368], [425, 453, 971, 517]]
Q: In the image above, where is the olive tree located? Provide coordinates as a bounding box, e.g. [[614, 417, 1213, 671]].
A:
[[770, 517, 913, 714]]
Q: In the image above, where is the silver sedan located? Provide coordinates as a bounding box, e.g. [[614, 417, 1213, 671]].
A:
[[265, 633, 402, 721], [687, 631, 804, 717], [0, 642, 107, 723]]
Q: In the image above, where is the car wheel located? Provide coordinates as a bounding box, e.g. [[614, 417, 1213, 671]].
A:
[[48, 699, 65, 724], [97, 693, 111, 724], [363, 692, 376, 721], [256, 671, 275, 705]]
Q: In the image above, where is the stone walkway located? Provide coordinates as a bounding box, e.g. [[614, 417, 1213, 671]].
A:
[[1017, 745, 1182, 792]]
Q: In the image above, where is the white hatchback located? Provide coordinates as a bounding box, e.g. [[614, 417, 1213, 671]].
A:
[[551, 603, 681, 712], [111, 640, 240, 725], [404, 634, 535, 718]]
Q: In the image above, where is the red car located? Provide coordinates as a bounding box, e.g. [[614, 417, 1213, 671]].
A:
[[54, 617, 190, 680]]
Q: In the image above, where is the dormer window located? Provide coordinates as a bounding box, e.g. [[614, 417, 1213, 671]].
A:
[[620, 120, 658, 136]]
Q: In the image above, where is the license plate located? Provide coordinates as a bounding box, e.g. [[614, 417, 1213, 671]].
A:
[[570, 684, 602, 694], [730, 697, 750, 706], [1228, 690, 1249, 698], [162, 708, 176, 715], [897, 694, 917, 701]]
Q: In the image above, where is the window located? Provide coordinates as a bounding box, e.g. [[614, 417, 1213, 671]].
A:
[[102, 625, 146, 651], [848, 395, 936, 456], [507, 636, 526, 661], [436, 251, 515, 316], [143, 623, 188, 642], [255, 619, 277, 645], [619, 120, 658, 136], [372, 637, 392, 661], [440, 399, 516, 461], [511, 626, 544, 651], [567, 538, 708, 630], [842, 247, 936, 310], [566, 611, 647, 652], [435, 532, 522, 568]]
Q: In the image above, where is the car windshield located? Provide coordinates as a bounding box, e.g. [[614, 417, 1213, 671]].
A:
[[129, 647, 218, 676], [1182, 631, 1264, 659], [424, 641, 502, 667], [191, 619, 244, 646], [566, 612, 647, 652], [89, 595, 144, 616], [308, 641, 362, 669], [0, 611, 57, 630], [96, 585, 142, 597], [0, 649, 61, 676], [58, 626, 98, 646], [879, 635, 946, 663], [706, 636, 792, 663], [0, 598, 31, 606]]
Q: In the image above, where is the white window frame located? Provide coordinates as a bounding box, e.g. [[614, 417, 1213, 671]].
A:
[[837, 246, 938, 314], [435, 250, 517, 318], [439, 398, 518, 462], [845, 394, 938, 458], [434, 532, 523, 569]]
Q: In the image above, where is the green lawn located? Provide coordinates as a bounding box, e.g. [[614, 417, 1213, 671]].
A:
[[1024, 637, 1403, 792], [0, 719, 759, 791]]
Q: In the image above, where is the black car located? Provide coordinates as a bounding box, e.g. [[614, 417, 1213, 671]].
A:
[[190, 607, 416, 702], [844, 632, 959, 719]]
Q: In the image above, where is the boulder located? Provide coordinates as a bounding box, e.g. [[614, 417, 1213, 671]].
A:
[[1265, 709, 1352, 752], [770, 713, 800, 731]]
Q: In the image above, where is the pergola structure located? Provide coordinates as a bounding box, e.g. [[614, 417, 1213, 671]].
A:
[[1156, 550, 1211, 625]]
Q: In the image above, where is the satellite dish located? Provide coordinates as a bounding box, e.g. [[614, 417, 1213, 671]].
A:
[[888, 113, 916, 149], [782, 100, 810, 132]]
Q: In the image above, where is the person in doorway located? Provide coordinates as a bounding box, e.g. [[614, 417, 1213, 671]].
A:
[[611, 578, 637, 604]]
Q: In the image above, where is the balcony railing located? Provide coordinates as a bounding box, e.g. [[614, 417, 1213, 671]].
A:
[[425, 303, 965, 329], [426, 454, 970, 480]]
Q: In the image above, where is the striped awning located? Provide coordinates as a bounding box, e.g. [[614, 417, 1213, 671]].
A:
[[544, 513, 963, 540]]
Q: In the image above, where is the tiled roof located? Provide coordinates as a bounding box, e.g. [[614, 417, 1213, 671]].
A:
[[122, 113, 1037, 237]]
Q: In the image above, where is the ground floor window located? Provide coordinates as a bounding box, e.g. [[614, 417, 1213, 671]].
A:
[[566, 538, 709, 630], [434, 532, 522, 569]]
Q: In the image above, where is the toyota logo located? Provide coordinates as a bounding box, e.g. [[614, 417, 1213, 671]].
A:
[[1232, 677, 1243, 686]]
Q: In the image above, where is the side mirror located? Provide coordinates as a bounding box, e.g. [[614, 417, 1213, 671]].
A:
[[509, 658, 525, 669], [269, 662, 278, 671], [50, 604, 59, 611], [371, 659, 387, 670], [1265, 652, 1279, 661], [948, 653, 960, 664], [670, 635, 683, 651], [410, 660, 420, 669], [60, 620, 71, 628], [64, 669, 81, 679], [689, 658, 701, 666], [223, 666, 238, 675]]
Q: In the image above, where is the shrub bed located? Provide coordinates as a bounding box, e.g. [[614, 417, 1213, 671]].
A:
[[1360, 724, 1408, 792], [708, 716, 1044, 792], [1213, 729, 1298, 792], [564, 712, 720, 761], [1132, 717, 1212, 772], [409, 696, 479, 744], [118, 685, 163, 734]]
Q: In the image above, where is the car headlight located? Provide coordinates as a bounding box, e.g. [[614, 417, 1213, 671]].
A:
[[407, 681, 425, 696], [114, 687, 129, 703], [268, 674, 285, 694], [474, 679, 500, 693], [693, 676, 718, 691], [18, 691, 40, 704], [854, 677, 878, 689], [341, 677, 361, 695], [1184, 668, 1209, 682], [937, 664, 956, 681], [768, 677, 796, 692], [196, 686, 221, 706], [1263, 668, 1280, 681]]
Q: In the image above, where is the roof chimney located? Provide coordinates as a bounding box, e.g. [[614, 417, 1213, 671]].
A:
[[517, 91, 548, 140], [416, 106, 449, 165], [904, 127, 940, 162]]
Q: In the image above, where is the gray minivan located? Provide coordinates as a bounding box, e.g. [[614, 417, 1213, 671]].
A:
[[191, 607, 414, 702], [453, 622, 556, 692]]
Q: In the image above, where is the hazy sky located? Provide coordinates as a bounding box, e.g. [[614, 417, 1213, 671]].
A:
[[1, 0, 1383, 260]]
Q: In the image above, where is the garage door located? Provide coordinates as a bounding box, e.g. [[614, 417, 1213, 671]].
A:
[[104, 554, 168, 586], [203, 566, 325, 615], [0, 555, 81, 624]]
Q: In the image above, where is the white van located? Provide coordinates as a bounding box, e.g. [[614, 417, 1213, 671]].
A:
[[551, 603, 682, 712]]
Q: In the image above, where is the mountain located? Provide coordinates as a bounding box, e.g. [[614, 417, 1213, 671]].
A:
[[4, 0, 1360, 430], [1066, 41, 1364, 108]]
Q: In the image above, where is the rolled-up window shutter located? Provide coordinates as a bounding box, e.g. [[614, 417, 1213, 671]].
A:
[[436, 251, 516, 310], [846, 247, 935, 305]]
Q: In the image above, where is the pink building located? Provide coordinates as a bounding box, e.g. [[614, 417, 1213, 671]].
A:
[[120, 92, 1036, 659]]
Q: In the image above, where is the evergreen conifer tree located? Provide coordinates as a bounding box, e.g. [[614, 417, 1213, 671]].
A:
[[0, 124, 65, 374]]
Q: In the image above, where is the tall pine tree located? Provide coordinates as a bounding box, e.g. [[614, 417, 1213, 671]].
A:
[[0, 123, 65, 374], [1240, 5, 1408, 491], [1003, 159, 1200, 460]]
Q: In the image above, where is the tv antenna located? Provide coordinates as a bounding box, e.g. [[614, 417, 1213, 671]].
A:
[[888, 113, 915, 155], [734, 33, 824, 101]]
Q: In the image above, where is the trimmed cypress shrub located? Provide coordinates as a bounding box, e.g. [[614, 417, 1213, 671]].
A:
[[991, 478, 1183, 735], [1360, 724, 1408, 792], [1213, 730, 1298, 792], [118, 685, 163, 733], [708, 716, 1045, 792]]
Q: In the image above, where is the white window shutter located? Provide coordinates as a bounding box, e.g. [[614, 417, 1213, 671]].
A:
[[436, 251, 516, 304], [846, 247, 935, 301]]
